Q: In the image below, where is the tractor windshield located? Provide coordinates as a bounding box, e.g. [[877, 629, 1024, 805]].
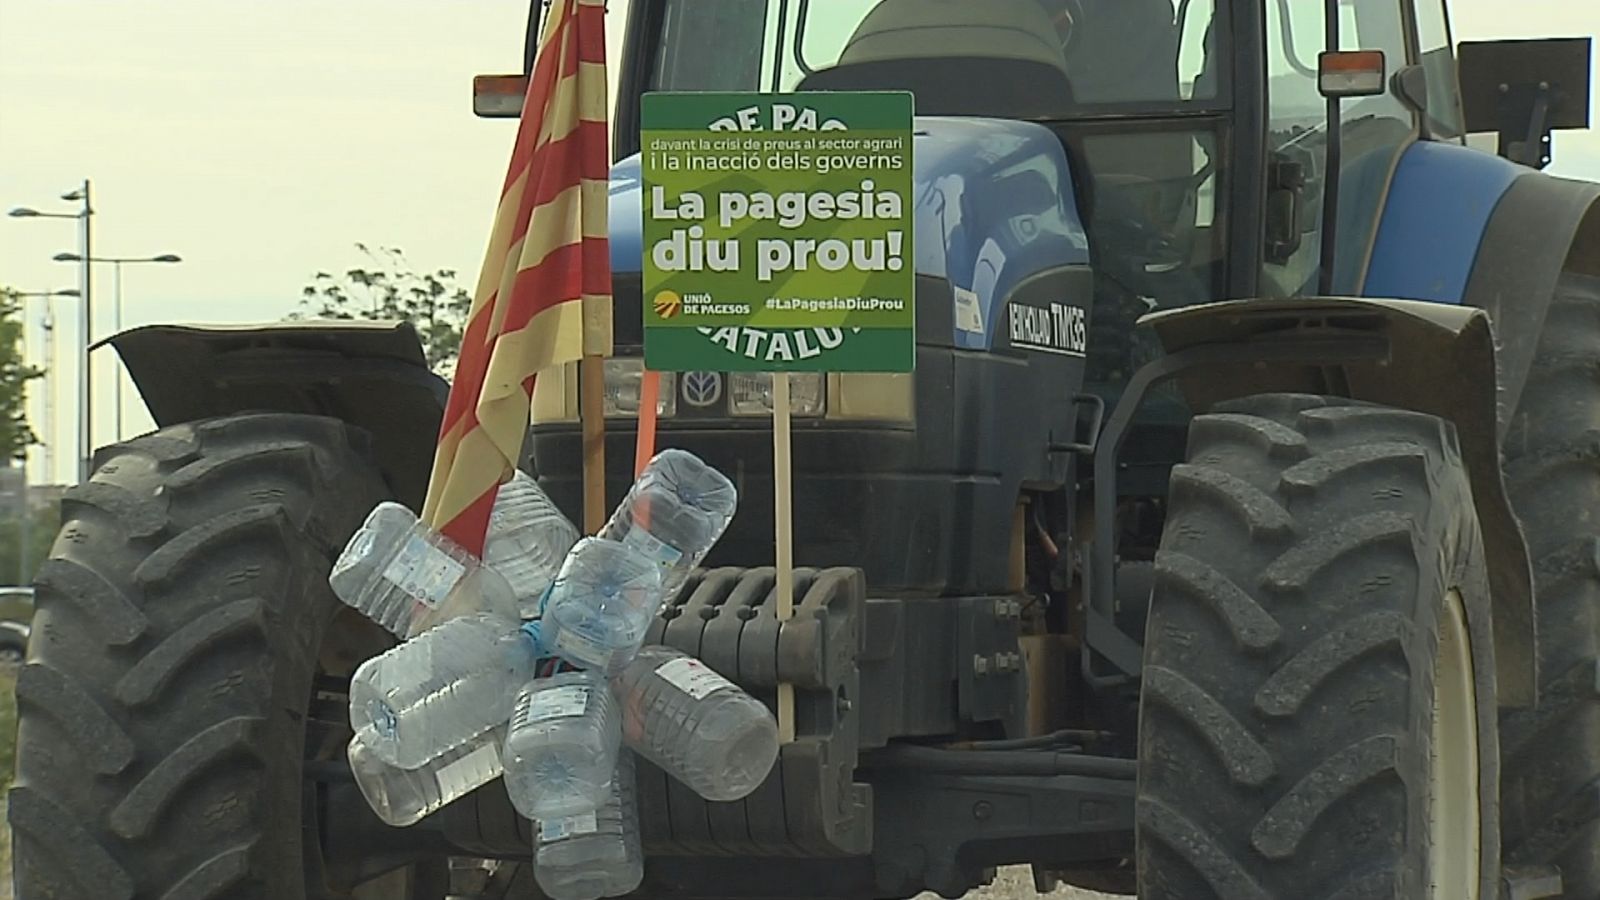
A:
[[650, 0, 1226, 115], [645, 0, 1234, 420]]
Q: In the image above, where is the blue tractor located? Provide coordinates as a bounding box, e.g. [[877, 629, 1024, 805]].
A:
[[12, 1, 1598, 898]]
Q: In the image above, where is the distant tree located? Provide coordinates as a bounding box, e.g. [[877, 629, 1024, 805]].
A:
[[293, 244, 473, 373], [0, 289, 44, 463], [0, 503, 58, 587]]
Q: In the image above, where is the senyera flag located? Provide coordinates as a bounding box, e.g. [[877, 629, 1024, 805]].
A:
[[421, 0, 613, 556]]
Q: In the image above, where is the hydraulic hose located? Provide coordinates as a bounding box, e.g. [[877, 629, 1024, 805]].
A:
[[860, 744, 1138, 781]]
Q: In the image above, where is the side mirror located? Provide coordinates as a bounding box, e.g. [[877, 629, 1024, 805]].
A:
[[472, 0, 548, 119], [1458, 37, 1591, 170], [1264, 155, 1307, 265], [1317, 50, 1387, 99]]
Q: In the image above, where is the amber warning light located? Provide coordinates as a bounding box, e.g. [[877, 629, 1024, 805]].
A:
[[474, 74, 529, 118], [1318, 50, 1388, 98]]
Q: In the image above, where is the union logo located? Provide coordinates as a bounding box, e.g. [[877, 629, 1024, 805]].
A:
[[653, 290, 682, 319]]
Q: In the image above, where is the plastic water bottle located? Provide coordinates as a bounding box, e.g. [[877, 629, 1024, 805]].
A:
[[612, 645, 779, 802], [484, 470, 580, 618], [329, 501, 518, 639], [503, 670, 622, 820], [347, 723, 507, 827], [534, 749, 645, 900], [539, 537, 664, 673], [600, 449, 737, 596], [349, 612, 537, 769]]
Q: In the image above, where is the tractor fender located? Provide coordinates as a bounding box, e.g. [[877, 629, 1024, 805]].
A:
[[1360, 140, 1600, 434], [1460, 171, 1600, 432], [100, 321, 447, 509], [1141, 296, 1536, 706]]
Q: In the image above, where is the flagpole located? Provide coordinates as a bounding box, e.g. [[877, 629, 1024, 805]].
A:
[[581, 354, 607, 533], [773, 371, 795, 744]]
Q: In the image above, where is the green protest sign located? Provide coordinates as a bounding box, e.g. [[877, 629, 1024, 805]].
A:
[[640, 91, 915, 373]]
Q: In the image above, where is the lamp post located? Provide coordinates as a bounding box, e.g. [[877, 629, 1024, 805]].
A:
[[4, 288, 77, 584], [10, 179, 93, 482], [53, 253, 182, 441]]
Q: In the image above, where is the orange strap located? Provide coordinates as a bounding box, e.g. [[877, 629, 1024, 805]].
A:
[[634, 370, 661, 478]]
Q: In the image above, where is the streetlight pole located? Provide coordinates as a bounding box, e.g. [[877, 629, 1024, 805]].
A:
[[66, 182, 92, 481], [53, 252, 181, 442], [113, 261, 121, 440], [9, 182, 92, 482]]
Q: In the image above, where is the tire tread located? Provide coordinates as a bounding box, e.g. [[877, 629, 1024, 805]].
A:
[[1137, 394, 1499, 898], [1499, 273, 1600, 895], [10, 413, 390, 900]]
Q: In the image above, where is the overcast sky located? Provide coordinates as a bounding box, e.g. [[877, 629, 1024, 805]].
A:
[[2, 0, 1597, 483]]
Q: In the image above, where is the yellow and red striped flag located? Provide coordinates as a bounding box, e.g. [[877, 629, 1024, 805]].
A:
[[421, 0, 613, 555]]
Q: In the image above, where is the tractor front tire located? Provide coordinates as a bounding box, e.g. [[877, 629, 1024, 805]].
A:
[[9, 413, 437, 899], [1499, 271, 1600, 894], [1136, 394, 1501, 899]]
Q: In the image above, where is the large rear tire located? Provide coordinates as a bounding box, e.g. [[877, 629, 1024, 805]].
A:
[[1135, 394, 1501, 898], [9, 413, 444, 899], [1499, 272, 1600, 895]]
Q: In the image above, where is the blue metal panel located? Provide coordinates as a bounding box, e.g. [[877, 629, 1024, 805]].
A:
[[608, 154, 644, 274], [607, 116, 1089, 350], [1361, 141, 1524, 304]]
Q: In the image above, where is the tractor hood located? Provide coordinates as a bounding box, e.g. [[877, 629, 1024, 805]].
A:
[[608, 116, 1089, 349]]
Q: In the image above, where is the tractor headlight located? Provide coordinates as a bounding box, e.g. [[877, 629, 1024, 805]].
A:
[[826, 372, 915, 423], [729, 373, 826, 417], [602, 359, 676, 419]]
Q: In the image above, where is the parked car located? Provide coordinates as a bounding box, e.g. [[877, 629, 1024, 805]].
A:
[[0, 586, 35, 623], [0, 619, 27, 663]]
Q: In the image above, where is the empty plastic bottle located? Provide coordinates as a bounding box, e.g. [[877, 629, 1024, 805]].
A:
[[503, 669, 622, 820], [612, 645, 778, 802], [484, 471, 580, 618], [329, 501, 518, 639], [599, 449, 737, 597], [539, 537, 664, 673], [534, 749, 645, 900], [349, 612, 537, 769], [347, 723, 507, 827]]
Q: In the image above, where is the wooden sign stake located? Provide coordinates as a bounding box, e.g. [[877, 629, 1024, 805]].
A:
[[773, 371, 796, 744], [579, 354, 607, 534]]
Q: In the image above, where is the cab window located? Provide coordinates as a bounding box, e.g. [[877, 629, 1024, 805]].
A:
[[652, 0, 1229, 115], [1261, 0, 1416, 297], [1415, 0, 1466, 140]]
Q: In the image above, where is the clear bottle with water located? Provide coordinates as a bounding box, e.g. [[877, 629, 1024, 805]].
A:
[[600, 449, 737, 597], [611, 645, 779, 802], [347, 723, 507, 827], [534, 749, 645, 900], [484, 470, 580, 618], [539, 537, 664, 673], [503, 670, 622, 820], [329, 501, 518, 639], [349, 612, 537, 769]]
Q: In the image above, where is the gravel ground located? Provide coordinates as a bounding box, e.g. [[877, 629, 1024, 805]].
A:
[[930, 868, 1125, 900]]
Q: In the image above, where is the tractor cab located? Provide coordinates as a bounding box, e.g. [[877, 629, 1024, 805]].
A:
[[524, 0, 1440, 595], [622, 0, 1234, 391]]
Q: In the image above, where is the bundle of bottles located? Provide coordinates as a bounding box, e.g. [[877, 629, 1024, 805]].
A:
[[326, 449, 779, 900]]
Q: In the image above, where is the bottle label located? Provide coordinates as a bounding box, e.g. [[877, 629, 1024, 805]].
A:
[[382, 535, 465, 609], [623, 527, 685, 571], [528, 685, 590, 722], [541, 811, 599, 842], [656, 657, 734, 700], [433, 741, 501, 800]]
